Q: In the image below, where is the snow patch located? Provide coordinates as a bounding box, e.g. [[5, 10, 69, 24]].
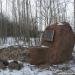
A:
[[41, 45, 49, 48], [38, 70, 53, 75], [0, 37, 40, 49], [57, 22, 63, 25]]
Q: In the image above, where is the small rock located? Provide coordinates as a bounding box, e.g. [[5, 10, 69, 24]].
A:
[[0, 59, 8, 69], [61, 65, 70, 71], [8, 60, 23, 70], [0, 59, 9, 66], [0, 62, 5, 69]]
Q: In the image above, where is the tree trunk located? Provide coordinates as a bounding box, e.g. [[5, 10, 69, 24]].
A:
[[74, 0, 75, 32]]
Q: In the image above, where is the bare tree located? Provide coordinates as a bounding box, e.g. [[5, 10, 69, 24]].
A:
[[0, 0, 2, 37], [74, 0, 75, 31]]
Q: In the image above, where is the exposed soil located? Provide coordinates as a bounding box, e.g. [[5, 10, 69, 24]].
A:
[[0, 46, 75, 65], [0, 46, 30, 62]]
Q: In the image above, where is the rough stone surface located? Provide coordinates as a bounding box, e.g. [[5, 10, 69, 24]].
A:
[[41, 22, 74, 64], [29, 47, 49, 65]]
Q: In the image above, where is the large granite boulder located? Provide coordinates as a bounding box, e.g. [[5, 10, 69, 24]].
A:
[[42, 22, 74, 64], [29, 22, 74, 65]]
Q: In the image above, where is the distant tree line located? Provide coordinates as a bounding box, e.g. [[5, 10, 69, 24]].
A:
[[0, 13, 38, 37], [0, 0, 73, 46]]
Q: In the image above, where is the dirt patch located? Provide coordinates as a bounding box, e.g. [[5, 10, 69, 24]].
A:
[[0, 46, 30, 62]]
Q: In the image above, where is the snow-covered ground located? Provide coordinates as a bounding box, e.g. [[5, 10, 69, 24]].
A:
[[0, 37, 75, 75], [0, 37, 41, 49], [0, 61, 75, 75], [0, 63, 53, 75]]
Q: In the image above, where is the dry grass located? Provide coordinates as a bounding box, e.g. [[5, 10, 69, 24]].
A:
[[0, 46, 29, 62]]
